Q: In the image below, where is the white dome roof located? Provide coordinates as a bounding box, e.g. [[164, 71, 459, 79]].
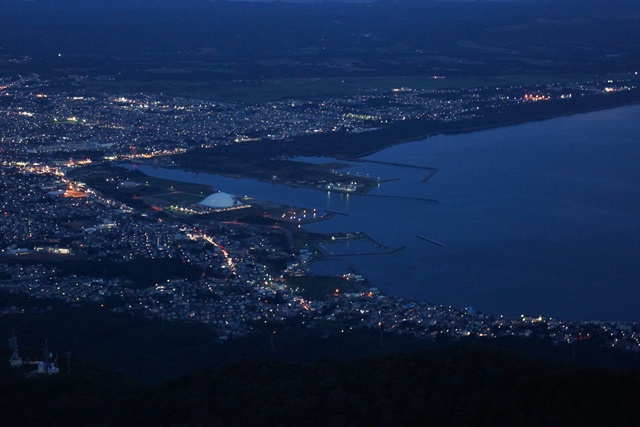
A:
[[199, 192, 239, 209]]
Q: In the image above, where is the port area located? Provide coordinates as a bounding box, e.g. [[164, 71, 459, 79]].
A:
[[312, 232, 404, 258], [262, 204, 335, 225], [285, 174, 380, 196], [180, 194, 395, 268]]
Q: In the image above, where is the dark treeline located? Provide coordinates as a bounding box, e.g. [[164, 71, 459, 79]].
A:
[[2, 345, 640, 426]]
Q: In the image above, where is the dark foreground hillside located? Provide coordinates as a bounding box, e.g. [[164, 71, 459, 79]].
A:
[[2, 346, 640, 427]]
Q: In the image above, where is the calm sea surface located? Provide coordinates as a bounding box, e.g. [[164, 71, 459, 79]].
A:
[[135, 105, 640, 321]]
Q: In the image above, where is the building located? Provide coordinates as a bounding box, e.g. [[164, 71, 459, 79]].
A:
[[198, 192, 244, 210]]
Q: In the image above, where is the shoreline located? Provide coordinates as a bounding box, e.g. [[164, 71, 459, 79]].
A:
[[169, 99, 640, 197], [440, 98, 640, 136], [352, 96, 640, 159], [133, 101, 640, 323]]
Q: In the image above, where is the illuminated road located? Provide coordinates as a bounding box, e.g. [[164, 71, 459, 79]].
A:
[[201, 233, 237, 275]]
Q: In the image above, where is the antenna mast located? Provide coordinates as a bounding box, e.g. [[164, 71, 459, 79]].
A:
[[9, 336, 23, 368]]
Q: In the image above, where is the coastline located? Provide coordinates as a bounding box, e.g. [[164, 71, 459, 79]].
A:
[[128, 104, 640, 322], [438, 98, 640, 137], [353, 94, 640, 159]]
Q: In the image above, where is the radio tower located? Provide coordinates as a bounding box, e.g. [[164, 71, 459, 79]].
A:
[[9, 336, 23, 368]]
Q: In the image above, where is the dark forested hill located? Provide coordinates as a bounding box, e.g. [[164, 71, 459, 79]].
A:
[[2, 345, 640, 426]]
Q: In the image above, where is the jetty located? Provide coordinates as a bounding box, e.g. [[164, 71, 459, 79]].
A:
[[416, 235, 445, 247], [421, 168, 438, 183], [328, 245, 405, 257]]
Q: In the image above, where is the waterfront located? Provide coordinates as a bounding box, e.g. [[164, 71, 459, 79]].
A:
[[135, 105, 640, 322]]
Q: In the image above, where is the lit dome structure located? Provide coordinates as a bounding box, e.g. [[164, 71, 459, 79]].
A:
[[199, 192, 241, 209]]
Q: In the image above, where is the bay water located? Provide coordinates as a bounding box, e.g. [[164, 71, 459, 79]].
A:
[[134, 105, 640, 321]]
